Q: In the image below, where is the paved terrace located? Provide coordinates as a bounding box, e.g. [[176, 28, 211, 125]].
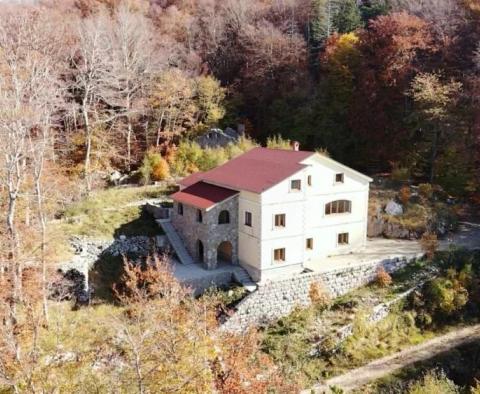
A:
[[169, 222, 480, 286], [305, 222, 480, 274]]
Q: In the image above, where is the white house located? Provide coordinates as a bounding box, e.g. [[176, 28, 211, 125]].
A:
[[170, 144, 372, 282]]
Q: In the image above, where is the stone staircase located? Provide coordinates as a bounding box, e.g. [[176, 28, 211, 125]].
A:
[[157, 220, 195, 266], [233, 267, 257, 292]]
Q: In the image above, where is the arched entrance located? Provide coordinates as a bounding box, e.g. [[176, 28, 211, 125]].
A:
[[197, 240, 204, 263], [217, 241, 233, 263]]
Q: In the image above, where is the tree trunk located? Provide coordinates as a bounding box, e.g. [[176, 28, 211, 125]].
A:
[[430, 126, 440, 183], [83, 99, 92, 194]]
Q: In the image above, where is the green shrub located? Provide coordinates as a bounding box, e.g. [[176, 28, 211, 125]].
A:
[[407, 370, 459, 394], [171, 136, 257, 176], [418, 183, 434, 199], [140, 150, 170, 184], [392, 166, 410, 182], [266, 134, 292, 149]]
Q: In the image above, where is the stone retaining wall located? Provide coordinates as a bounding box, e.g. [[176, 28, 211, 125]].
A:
[[222, 255, 419, 332]]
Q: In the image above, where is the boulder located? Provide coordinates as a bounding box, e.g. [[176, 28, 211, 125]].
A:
[[385, 200, 403, 216]]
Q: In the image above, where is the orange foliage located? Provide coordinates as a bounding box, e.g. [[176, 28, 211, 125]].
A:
[[214, 329, 299, 394], [376, 267, 393, 287], [399, 185, 412, 206], [421, 232, 439, 259]]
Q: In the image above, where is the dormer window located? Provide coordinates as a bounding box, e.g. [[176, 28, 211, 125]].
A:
[[335, 173, 344, 183]]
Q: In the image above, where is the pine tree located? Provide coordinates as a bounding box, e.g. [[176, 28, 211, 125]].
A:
[[334, 0, 363, 33]]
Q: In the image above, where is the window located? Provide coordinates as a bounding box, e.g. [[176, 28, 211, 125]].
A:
[[197, 209, 203, 223], [245, 211, 252, 227], [307, 175, 312, 186], [290, 179, 301, 191], [306, 238, 313, 250], [218, 210, 230, 224], [338, 232, 349, 245], [177, 203, 183, 215], [274, 214, 286, 227], [325, 200, 352, 215], [273, 248, 286, 262], [335, 173, 344, 183]]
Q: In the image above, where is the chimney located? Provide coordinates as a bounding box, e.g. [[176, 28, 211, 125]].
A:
[[290, 140, 300, 151]]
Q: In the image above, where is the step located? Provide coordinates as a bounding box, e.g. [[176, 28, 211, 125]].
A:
[[233, 268, 257, 293], [157, 220, 195, 266]]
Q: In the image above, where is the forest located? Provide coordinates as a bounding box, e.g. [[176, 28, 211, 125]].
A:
[[1, 0, 480, 392]]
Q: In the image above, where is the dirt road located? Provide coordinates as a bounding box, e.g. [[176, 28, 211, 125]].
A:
[[305, 324, 480, 393]]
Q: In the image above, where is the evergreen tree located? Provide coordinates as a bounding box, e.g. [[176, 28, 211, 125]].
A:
[[334, 0, 363, 33]]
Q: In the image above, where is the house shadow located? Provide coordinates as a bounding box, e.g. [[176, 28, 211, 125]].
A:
[[89, 206, 166, 303]]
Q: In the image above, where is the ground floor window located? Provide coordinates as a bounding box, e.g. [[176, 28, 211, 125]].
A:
[[338, 232, 349, 245], [306, 238, 313, 250], [273, 248, 285, 262]]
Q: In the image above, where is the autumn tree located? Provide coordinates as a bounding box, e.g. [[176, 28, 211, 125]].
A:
[[102, 3, 159, 170], [409, 72, 462, 182], [350, 12, 436, 165]]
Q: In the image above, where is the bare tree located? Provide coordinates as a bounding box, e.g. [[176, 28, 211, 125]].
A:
[[0, 6, 65, 323], [102, 3, 158, 171], [70, 11, 112, 193]]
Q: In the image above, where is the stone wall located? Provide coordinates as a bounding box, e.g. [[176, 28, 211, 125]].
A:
[[222, 255, 419, 332], [172, 196, 239, 269]]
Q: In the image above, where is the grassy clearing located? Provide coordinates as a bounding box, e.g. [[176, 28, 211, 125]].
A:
[[52, 185, 172, 240]]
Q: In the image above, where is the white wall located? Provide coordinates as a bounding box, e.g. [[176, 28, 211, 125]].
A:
[[240, 154, 371, 281]]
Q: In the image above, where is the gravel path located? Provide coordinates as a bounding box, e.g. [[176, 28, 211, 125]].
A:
[[305, 324, 480, 393]]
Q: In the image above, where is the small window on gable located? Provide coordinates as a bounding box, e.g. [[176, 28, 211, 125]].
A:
[[335, 173, 344, 183], [273, 248, 285, 262], [307, 175, 312, 186], [338, 232, 349, 245], [306, 238, 313, 250], [197, 209, 203, 223], [291, 179, 301, 191], [177, 203, 183, 215], [274, 214, 286, 227], [245, 211, 252, 227]]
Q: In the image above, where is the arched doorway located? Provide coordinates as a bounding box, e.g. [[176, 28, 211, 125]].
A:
[[197, 240, 204, 262], [217, 241, 233, 263]]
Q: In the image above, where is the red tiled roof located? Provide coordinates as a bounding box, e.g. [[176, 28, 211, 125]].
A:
[[171, 181, 239, 210], [178, 171, 205, 188], [178, 147, 314, 193]]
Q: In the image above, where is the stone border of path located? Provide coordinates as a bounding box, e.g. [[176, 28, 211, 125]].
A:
[[306, 324, 480, 393]]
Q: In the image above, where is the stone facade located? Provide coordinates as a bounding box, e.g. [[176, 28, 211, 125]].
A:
[[222, 255, 421, 332], [171, 195, 239, 269]]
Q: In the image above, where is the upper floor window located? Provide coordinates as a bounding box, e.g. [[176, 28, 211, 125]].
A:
[[177, 203, 183, 215], [335, 173, 345, 183], [325, 200, 352, 215], [218, 210, 230, 224], [273, 248, 286, 262], [307, 175, 312, 186], [274, 214, 286, 227], [291, 179, 301, 191], [197, 209, 203, 223], [245, 211, 252, 227]]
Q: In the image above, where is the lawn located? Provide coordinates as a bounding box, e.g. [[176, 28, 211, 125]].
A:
[[53, 185, 173, 240]]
